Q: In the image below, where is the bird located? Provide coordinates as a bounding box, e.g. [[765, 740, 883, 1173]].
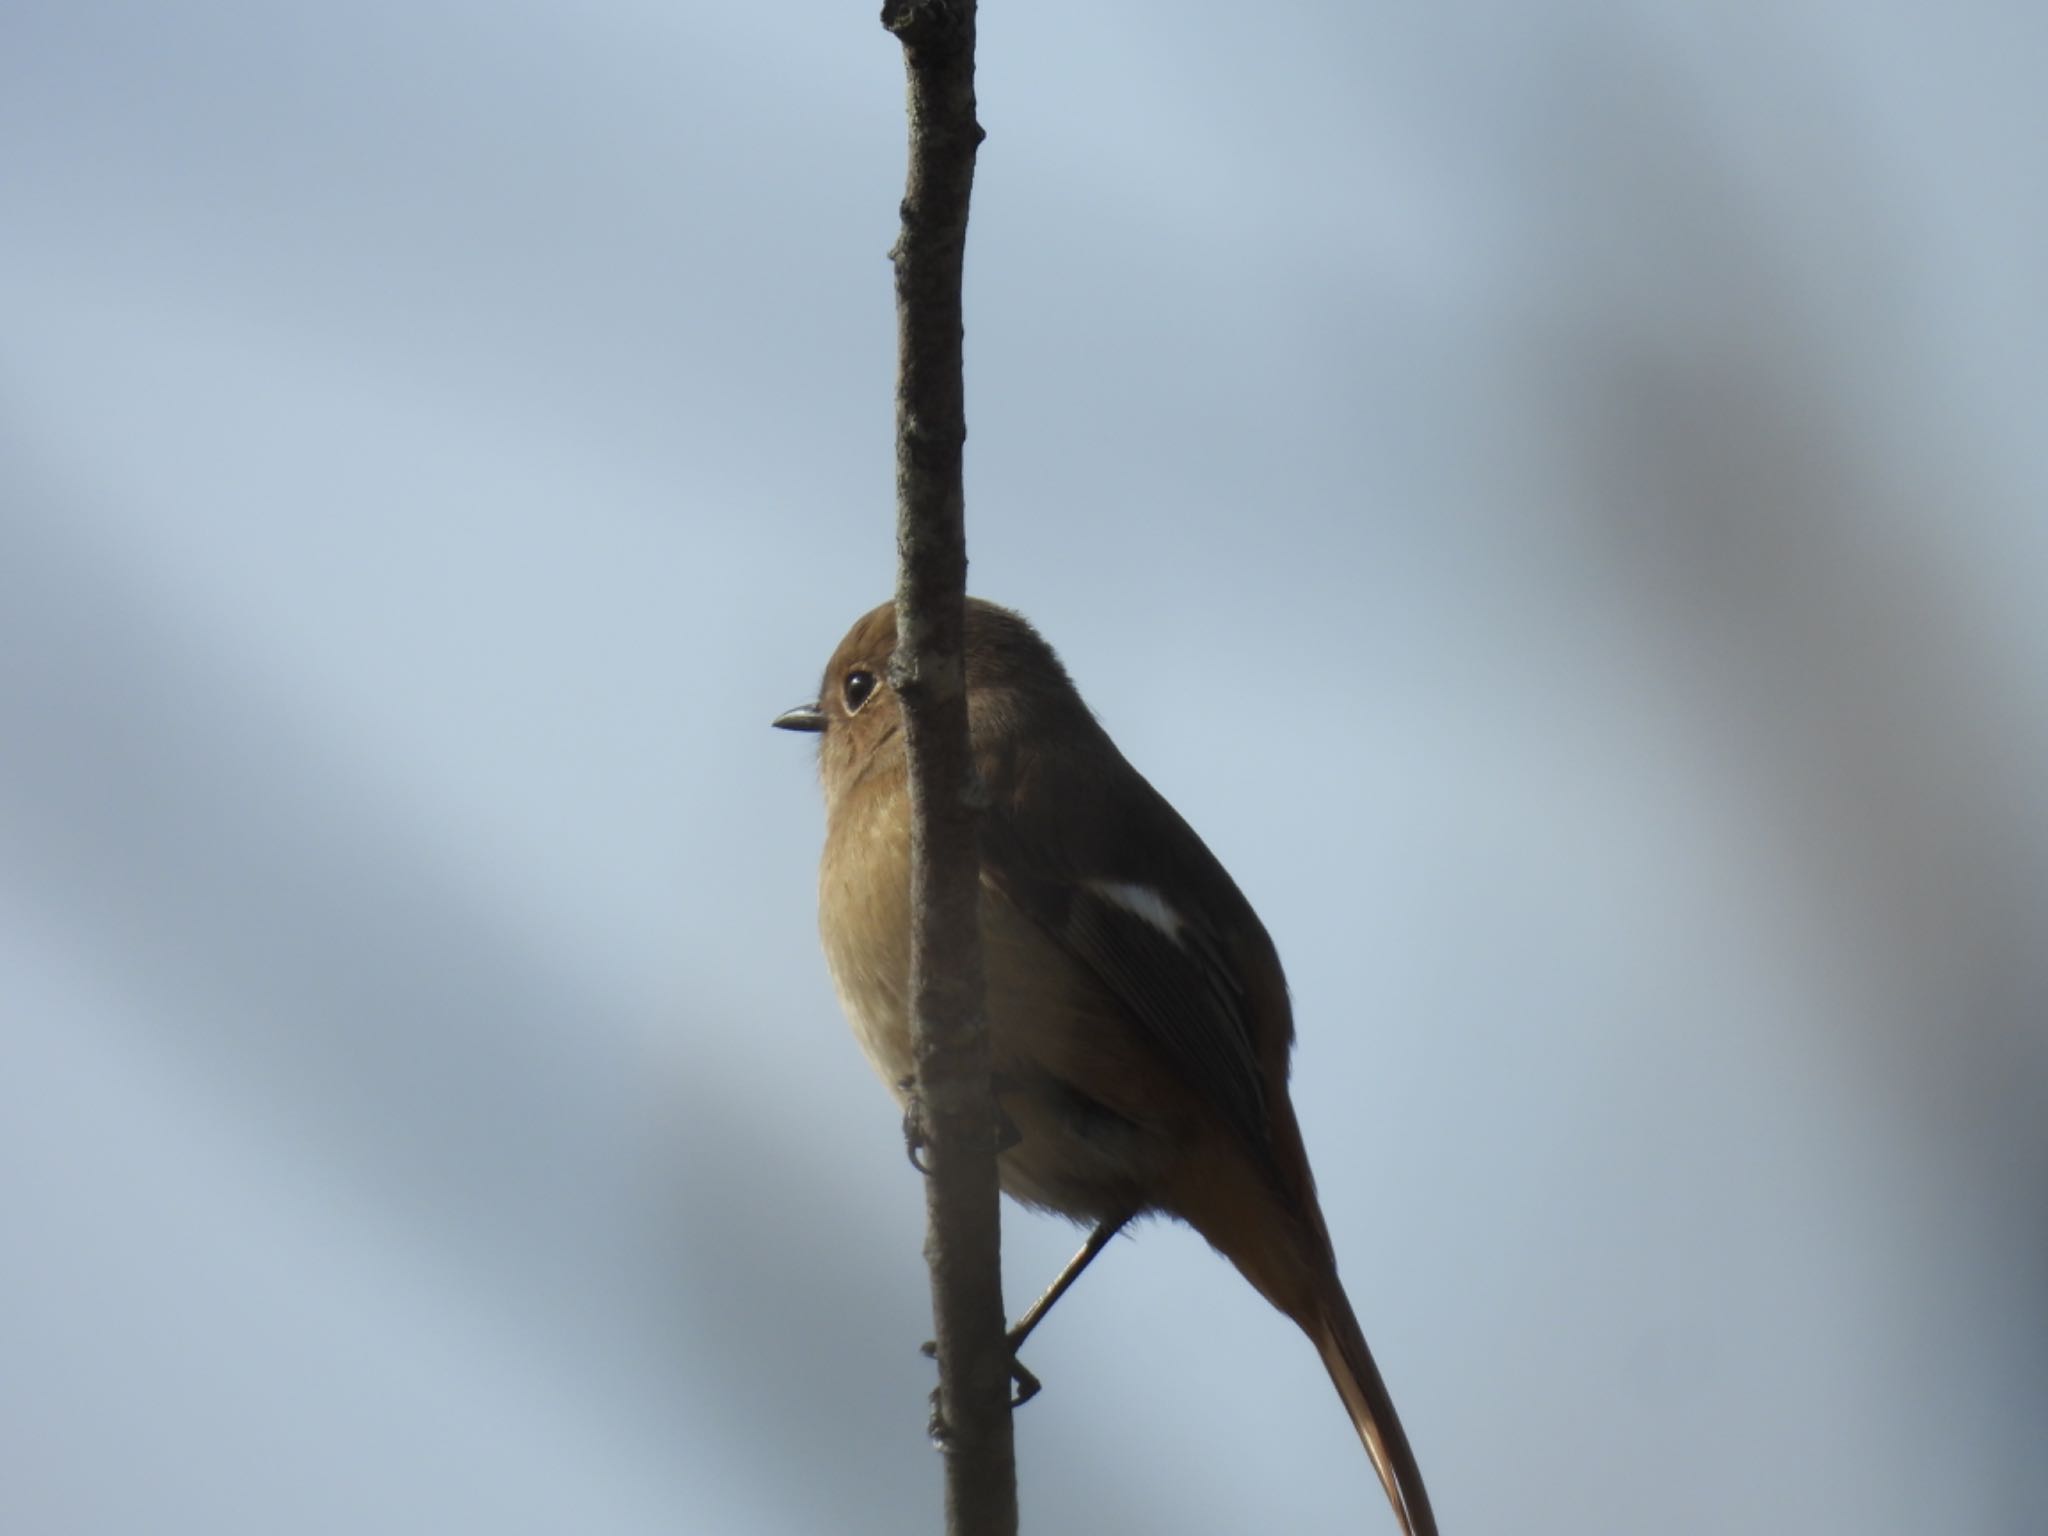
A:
[[774, 596, 1435, 1535]]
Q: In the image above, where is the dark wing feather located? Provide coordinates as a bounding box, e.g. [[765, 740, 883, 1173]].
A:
[[977, 765, 1273, 1158]]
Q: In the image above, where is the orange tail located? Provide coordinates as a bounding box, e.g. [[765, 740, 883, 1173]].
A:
[[1172, 1132, 1437, 1535], [1307, 1268, 1437, 1536]]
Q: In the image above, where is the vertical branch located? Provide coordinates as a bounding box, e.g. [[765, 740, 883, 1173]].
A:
[[879, 2, 1013, 1535]]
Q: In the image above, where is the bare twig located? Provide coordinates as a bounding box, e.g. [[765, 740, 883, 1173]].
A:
[[878, 1, 1014, 1533]]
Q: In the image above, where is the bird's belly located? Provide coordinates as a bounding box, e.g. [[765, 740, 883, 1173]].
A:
[[818, 786, 917, 1097], [817, 790, 1178, 1222], [834, 976, 915, 1096]]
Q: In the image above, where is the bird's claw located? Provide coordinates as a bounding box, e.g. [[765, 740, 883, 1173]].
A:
[[1007, 1357, 1041, 1407], [920, 1333, 1042, 1414], [900, 1077, 1021, 1172], [898, 1077, 932, 1175]]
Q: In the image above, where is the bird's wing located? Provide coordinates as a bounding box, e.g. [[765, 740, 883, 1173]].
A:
[[977, 781, 1273, 1158]]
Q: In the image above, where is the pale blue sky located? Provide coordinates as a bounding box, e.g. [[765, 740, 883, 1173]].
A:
[[4, 3, 2045, 1533]]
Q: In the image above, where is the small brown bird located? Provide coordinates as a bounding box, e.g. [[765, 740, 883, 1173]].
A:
[[776, 598, 1435, 1536]]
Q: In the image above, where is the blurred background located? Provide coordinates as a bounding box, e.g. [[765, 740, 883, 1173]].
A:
[[4, 2, 2045, 1532]]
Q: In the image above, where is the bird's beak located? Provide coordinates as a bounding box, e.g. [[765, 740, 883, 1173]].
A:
[[772, 702, 828, 733]]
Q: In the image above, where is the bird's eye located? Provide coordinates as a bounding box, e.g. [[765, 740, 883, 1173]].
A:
[[842, 669, 879, 714]]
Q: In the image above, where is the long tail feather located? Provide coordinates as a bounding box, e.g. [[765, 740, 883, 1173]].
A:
[[1172, 1138, 1437, 1535], [1308, 1270, 1437, 1536]]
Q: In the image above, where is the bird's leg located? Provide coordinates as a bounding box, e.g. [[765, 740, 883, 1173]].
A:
[[1007, 1215, 1128, 1357], [923, 1214, 1130, 1408]]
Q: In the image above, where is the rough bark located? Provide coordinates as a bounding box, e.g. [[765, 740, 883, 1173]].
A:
[[879, 2, 1014, 1533]]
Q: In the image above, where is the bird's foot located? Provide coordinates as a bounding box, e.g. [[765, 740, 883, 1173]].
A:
[[897, 1077, 931, 1174], [919, 1330, 1042, 1409], [898, 1078, 1020, 1170]]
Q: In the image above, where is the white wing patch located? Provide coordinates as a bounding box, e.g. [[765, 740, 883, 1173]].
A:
[[1089, 880, 1187, 942]]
